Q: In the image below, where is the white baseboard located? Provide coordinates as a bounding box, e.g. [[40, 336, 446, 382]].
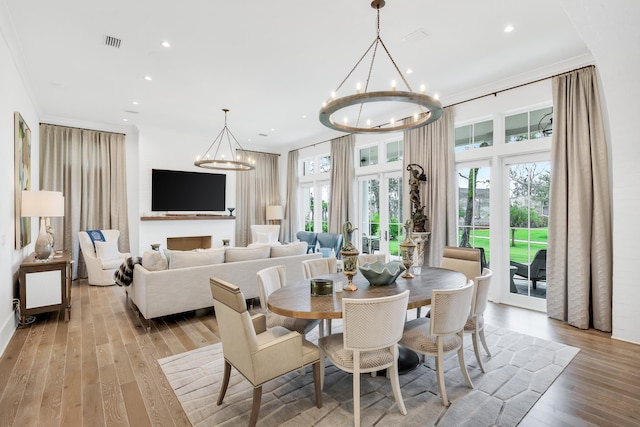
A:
[[0, 311, 17, 358]]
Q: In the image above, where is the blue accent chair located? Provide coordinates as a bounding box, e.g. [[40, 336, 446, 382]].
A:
[[296, 231, 318, 253], [316, 232, 343, 259]]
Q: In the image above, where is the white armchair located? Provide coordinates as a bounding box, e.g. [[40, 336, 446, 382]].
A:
[[250, 224, 280, 244], [78, 230, 130, 286]]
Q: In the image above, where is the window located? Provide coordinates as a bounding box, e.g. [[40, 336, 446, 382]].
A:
[[457, 165, 491, 264], [319, 155, 331, 173], [386, 140, 403, 162], [302, 185, 314, 231], [303, 158, 314, 176], [455, 119, 493, 151], [359, 146, 378, 166], [505, 107, 553, 143]]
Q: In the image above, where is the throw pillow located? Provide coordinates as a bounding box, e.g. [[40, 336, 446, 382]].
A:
[[95, 240, 120, 261], [169, 248, 225, 269], [256, 231, 273, 244], [142, 250, 168, 271], [270, 241, 308, 258], [224, 245, 271, 263]]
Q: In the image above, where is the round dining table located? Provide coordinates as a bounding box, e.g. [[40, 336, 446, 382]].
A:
[[267, 266, 467, 373], [268, 266, 467, 320]]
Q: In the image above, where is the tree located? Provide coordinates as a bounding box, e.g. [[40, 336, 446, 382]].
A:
[[510, 203, 529, 246]]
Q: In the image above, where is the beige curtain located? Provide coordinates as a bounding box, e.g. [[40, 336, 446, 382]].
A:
[[284, 150, 299, 243], [39, 124, 129, 279], [328, 134, 356, 234], [235, 150, 280, 247], [403, 107, 456, 267], [547, 67, 612, 331]]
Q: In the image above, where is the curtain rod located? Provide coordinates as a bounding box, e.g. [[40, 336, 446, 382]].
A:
[[40, 122, 127, 136], [290, 64, 595, 153], [239, 148, 280, 157]]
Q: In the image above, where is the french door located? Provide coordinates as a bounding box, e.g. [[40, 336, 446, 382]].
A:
[[503, 154, 550, 311], [358, 173, 403, 259]]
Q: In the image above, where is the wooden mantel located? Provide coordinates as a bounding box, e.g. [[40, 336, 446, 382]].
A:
[[140, 215, 235, 221]]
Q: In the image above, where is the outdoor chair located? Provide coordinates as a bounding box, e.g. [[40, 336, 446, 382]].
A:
[[319, 290, 410, 426], [210, 276, 322, 427], [510, 249, 547, 289]]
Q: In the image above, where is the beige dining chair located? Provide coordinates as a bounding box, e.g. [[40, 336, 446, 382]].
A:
[[440, 246, 482, 282], [210, 276, 322, 427], [357, 253, 388, 266], [256, 265, 320, 336], [416, 245, 480, 317], [399, 280, 474, 406], [319, 290, 410, 426], [465, 268, 493, 373], [301, 257, 338, 337]]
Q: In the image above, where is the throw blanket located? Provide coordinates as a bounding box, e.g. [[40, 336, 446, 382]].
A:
[[114, 256, 142, 287], [87, 229, 105, 250]]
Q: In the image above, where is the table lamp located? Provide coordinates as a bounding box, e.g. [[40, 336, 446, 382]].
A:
[[21, 190, 64, 261], [266, 205, 284, 225]]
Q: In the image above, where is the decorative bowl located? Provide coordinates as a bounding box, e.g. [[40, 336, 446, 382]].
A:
[[358, 261, 406, 285]]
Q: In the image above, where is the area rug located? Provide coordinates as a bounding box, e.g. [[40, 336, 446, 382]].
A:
[[158, 324, 579, 426]]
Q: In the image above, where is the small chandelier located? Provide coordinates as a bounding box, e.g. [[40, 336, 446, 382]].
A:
[[194, 109, 255, 171], [319, 0, 442, 134]]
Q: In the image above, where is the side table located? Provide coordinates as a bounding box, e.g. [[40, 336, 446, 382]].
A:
[[19, 252, 72, 324]]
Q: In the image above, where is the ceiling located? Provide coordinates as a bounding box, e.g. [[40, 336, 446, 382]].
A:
[[2, 0, 590, 150]]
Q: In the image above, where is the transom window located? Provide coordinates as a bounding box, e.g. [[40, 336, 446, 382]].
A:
[[505, 106, 553, 143], [455, 119, 493, 151]]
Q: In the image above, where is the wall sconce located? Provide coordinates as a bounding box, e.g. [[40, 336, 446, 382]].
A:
[[21, 190, 64, 261]]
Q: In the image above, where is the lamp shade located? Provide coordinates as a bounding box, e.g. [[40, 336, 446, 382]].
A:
[[21, 191, 64, 217], [266, 205, 284, 221]]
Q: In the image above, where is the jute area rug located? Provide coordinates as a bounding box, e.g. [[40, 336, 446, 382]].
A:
[[158, 323, 579, 427]]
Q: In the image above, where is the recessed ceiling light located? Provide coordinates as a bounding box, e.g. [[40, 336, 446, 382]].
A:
[[302, 114, 308, 119], [123, 118, 129, 122], [161, 41, 171, 48], [132, 101, 139, 105], [504, 25, 514, 33], [144, 75, 152, 81], [271, 128, 275, 132], [406, 68, 413, 74]]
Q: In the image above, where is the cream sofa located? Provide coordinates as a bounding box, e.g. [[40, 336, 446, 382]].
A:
[[129, 242, 321, 325]]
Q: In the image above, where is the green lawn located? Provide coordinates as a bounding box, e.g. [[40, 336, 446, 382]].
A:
[[458, 228, 548, 264]]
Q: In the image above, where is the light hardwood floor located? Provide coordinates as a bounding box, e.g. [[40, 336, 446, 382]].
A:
[[0, 279, 638, 426]]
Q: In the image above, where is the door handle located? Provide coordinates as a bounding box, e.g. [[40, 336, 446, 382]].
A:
[[384, 230, 388, 241]]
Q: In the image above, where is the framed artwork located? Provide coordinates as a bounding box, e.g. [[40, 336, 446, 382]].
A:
[[14, 112, 31, 249]]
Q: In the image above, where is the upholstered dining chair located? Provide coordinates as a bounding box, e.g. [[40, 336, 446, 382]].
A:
[[210, 277, 322, 427], [440, 246, 482, 282], [78, 229, 130, 286], [256, 265, 320, 336], [319, 290, 410, 426], [301, 257, 338, 336], [465, 268, 493, 373], [357, 253, 388, 266], [399, 281, 474, 406]]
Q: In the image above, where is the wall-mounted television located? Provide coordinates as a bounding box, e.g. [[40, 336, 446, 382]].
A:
[[151, 169, 226, 212]]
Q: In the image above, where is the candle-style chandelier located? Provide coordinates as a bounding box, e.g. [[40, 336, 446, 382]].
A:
[[194, 109, 255, 171], [319, 0, 442, 134]]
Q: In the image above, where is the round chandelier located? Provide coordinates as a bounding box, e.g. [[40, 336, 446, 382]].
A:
[[319, 0, 442, 134], [194, 109, 255, 171]]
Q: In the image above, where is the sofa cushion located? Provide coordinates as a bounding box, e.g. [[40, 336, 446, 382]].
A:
[[225, 245, 271, 263], [95, 240, 120, 261], [270, 241, 308, 258], [142, 250, 168, 271], [170, 248, 225, 269]]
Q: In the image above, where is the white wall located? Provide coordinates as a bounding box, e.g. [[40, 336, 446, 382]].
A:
[[562, 0, 640, 344], [0, 16, 41, 354], [136, 125, 237, 254]]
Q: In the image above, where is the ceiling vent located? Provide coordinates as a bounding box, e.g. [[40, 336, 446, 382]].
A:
[[123, 110, 139, 114], [104, 35, 122, 48], [401, 28, 429, 43]]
